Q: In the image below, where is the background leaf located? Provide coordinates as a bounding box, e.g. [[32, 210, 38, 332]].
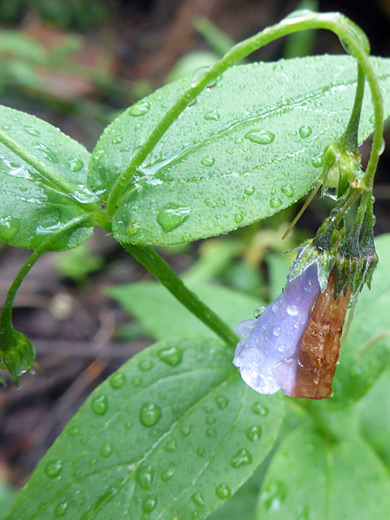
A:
[[0, 104, 95, 250], [105, 281, 261, 341], [7, 338, 284, 520], [88, 56, 390, 246], [256, 426, 390, 519]]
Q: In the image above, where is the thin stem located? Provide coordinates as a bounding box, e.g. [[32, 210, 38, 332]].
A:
[[340, 64, 365, 150], [106, 11, 383, 216], [121, 243, 239, 347]]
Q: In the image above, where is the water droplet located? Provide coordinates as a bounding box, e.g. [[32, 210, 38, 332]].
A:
[[2, 123, 11, 131], [158, 346, 183, 367], [270, 196, 282, 209], [251, 402, 269, 416], [260, 480, 287, 512], [201, 156, 215, 167], [191, 66, 210, 86], [180, 424, 192, 436], [110, 372, 125, 389], [230, 448, 252, 468], [369, 114, 375, 124], [125, 420, 133, 430], [91, 395, 108, 415], [0, 217, 20, 241], [245, 129, 275, 145], [204, 198, 218, 208], [206, 416, 216, 425], [130, 100, 151, 116], [143, 495, 157, 513], [161, 468, 175, 481], [139, 359, 154, 371], [299, 125, 312, 138], [192, 493, 205, 506], [69, 427, 79, 437], [33, 142, 59, 163], [196, 447, 206, 457], [89, 458, 97, 467], [286, 305, 299, 316], [254, 305, 266, 318], [140, 403, 161, 427], [273, 327, 281, 337], [244, 185, 255, 196], [67, 158, 84, 172], [94, 149, 105, 161], [216, 396, 229, 409], [234, 213, 243, 224], [281, 184, 294, 197], [55, 501, 68, 517], [112, 135, 123, 144], [100, 443, 113, 457], [45, 460, 63, 478], [164, 439, 177, 452], [138, 465, 154, 490], [132, 376, 142, 387], [126, 221, 140, 237], [215, 484, 231, 499], [24, 125, 40, 136], [246, 425, 262, 441], [312, 154, 323, 168], [204, 110, 220, 121], [157, 203, 191, 233], [206, 427, 216, 437]]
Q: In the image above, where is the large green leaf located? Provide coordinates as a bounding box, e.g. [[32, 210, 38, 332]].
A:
[[328, 234, 390, 406], [7, 339, 284, 520], [105, 282, 261, 341], [0, 105, 96, 250], [256, 426, 390, 519], [88, 56, 390, 246]]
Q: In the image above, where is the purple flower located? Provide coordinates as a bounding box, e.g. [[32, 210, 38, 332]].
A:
[[233, 262, 320, 396]]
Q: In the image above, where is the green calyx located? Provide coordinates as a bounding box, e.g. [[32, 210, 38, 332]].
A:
[[321, 140, 361, 198], [0, 328, 35, 386]]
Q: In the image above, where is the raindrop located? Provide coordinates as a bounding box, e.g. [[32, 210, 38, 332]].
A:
[[201, 156, 215, 167], [100, 443, 113, 458], [0, 217, 20, 241], [260, 480, 287, 512], [110, 372, 125, 389], [91, 395, 108, 415], [143, 495, 157, 513], [273, 327, 281, 337], [139, 359, 154, 371], [180, 424, 192, 436], [204, 110, 220, 121], [287, 305, 299, 316], [254, 306, 266, 318], [270, 196, 282, 209], [215, 484, 231, 499], [126, 222, 140, 237], [196, 447, 206, 457], [299, 125, 312, 139], [230, 448, 252, 468], [192, 493, 205, 506], [206, 428, 216, 437], [164, 439, 177, 452], [234, 213, 243, 224], [2, 123, 11, 131], [55, 501, 68, 518], [112, 135, 123, 144], [251, 402, 269, 416], [161, 468, 175, 481], [204, 198, 218, 208], [245, 129, 275, 145], [67, 158, 84, 172], [281, 184, 294, 197], [140, 403, 161, 427], [125, 420, 133, 430], [244, 185, 255, 196], [138, 465, 154, 490], [157, 203, 191, 233], [311, 154, 323, 168], [94, 150, 105, 161], [246, 425, 262, 441], [33, 142, 59, 163], [45, 460, 63, 478], [23, 125, 40, 136], [158, 346, 183, 367], [132, 376, 142, 387], [130, 100, 151, 116], [206, 416, 216, 425], [215, 396, 229, 409], [69, 427, 79, 437], [191, 66, 210, 86], [369, 114, 375, 124]]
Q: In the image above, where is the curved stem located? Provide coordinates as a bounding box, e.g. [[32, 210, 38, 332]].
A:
[[121, 243, 239, 347], [106, 11, 383, 216], [340, 64, 365, 150]]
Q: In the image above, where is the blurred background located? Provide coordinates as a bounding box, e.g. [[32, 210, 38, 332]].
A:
[[0, 0, 389, 515]]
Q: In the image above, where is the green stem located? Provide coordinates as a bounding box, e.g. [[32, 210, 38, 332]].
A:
[[340, 64, 365, 150], [106, 11, 383, 216], [121, 243, 239, 347]]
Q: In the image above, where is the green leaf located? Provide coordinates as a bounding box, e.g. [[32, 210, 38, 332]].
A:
[[105, 282, 261, 341], [329, 234, 390, 405], [6, 338, 284, 520], [0, 482, 16, 520], [256, 426, 390, 519], [0, 104, 96, 250], [88, 56, 390, 246], [358, 366, 390, 468]]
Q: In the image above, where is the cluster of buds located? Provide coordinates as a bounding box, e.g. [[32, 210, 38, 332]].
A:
[[234, 139, 378, 400]]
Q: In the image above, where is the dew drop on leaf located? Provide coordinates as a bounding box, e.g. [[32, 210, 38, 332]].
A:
[[244, 185, 256, 195], [126, 222, 140, 238], [130, 100, 151, 117], [140, 403, 161, 427], [298, 125, 312, 138], [161, 468, 175, 481], [157, 203, 191, 233], [260, 480, 287, 512], [139, 359, 154, 371], [112, 135, 123, 144], [251, 402, 269, 416], [55, 501, 68, 518], [311, 154, 323, 167], [23, 125, 40, 136], [109, 372, 125, 389], [204, 198, 218, 208], [206, 416, 216, 425], [204, 110, 220, 121], [215, 484, 231, 499], [33, 142, 59, 163], [206, 428, 217, 437], [91, 395, 108, 415], [131, 375, 141, 387], [100, 443, 113, 458], [67, 158, 84, 172], [142, 495, 157, 513], [230, 448, 252, 468], [246, 425, 262, 441], [281, 184, 294, 197], [234, 213, 243, 224], [158, 346, 183, 367], [164, 439, 177, 452], [0, 217, 20, 241], [270, 196, 282, 209], [245, 129, 275, 145], [137, 465, 154, 490], [215, 396, 229, 409], [201, 156, 215, 167], [2, 123, 11, 131], [192, 493, 205, 506], [125, 420, 133, 430], [45, 460, 63, 478], [180, 424, 192, 436]]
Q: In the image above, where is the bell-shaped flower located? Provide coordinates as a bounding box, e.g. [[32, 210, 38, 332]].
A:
[[233, 261, 321, 396]]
